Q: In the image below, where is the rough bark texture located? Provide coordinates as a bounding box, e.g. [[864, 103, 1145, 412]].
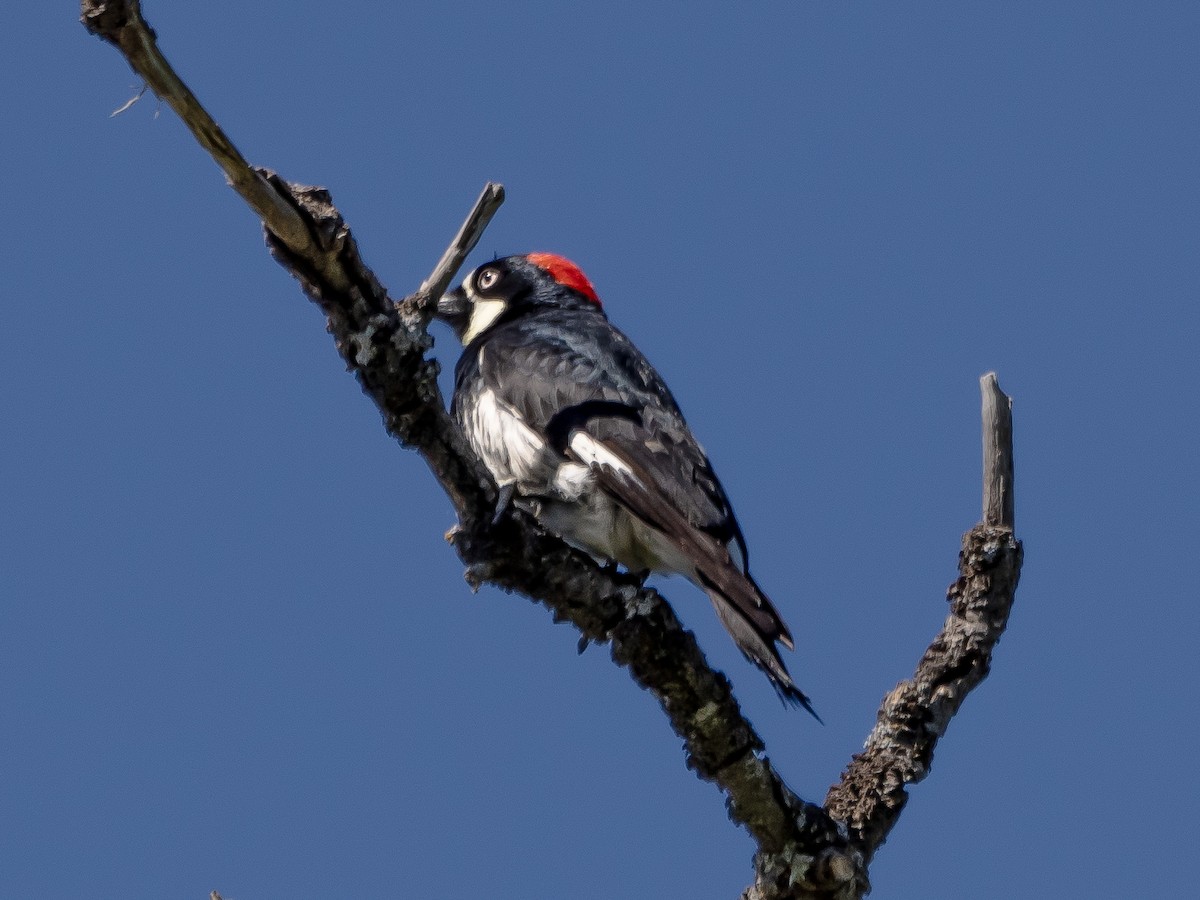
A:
[[823, 524, 1022, 862], [824, 374, 1022, 862], [82, 5, 1022, 897]]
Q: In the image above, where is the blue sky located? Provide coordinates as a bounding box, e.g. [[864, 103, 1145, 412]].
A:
[[4, 3, 1198, 898]]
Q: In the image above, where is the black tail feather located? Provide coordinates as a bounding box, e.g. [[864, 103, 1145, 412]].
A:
[[769, 673, 823, 723], [583, 443, 817, 718], [704, 582, 820, 721]]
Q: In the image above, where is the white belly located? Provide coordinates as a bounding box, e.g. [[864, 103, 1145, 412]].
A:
[[461, 389, 697, 578], [535, 490, 696, 577], [462, 387, 554, 489]]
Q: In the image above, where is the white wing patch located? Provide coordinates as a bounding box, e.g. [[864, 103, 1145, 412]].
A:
[[568, 431, 636, 478], [464, 388, 549, 487]]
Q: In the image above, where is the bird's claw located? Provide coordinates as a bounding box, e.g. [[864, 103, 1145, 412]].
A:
[[490, 483, 515, 526]]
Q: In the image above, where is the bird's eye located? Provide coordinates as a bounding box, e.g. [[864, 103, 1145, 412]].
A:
[[476, 267, 501, 291]]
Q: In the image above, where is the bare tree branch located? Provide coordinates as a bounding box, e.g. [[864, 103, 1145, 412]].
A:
[[82, 4, 1022, 897], [981, 372, 1015, 529], [80, 2, 859, 895], [824, 375, 1022, 864], [408, 182, 507, 316], [81, 0, 316, 260]]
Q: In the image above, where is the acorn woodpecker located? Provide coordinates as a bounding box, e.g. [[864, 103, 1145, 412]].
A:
[[436, 253, 817, 718]]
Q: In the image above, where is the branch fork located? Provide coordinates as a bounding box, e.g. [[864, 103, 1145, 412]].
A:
[[83, 4, 1023, 896]]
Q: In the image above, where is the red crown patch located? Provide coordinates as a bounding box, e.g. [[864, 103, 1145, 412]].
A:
[[526, 252, 601, 306]]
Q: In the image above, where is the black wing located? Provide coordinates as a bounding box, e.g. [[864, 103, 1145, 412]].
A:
[[468, 310, 814, 713], [467, 310, 741, 535]]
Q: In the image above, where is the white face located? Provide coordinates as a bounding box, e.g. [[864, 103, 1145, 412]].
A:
[[461, 265, 508, 344], [462, 298, 507, 344]]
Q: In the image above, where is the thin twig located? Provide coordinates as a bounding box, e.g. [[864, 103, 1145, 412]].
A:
[[413, 182, 506, 308], [109, 82, 146, 116], [981, 372, 1015, 528], [82, 0, 314, 255]]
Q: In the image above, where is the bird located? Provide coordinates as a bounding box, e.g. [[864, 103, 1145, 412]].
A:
[[435, 252, 818, 718]]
